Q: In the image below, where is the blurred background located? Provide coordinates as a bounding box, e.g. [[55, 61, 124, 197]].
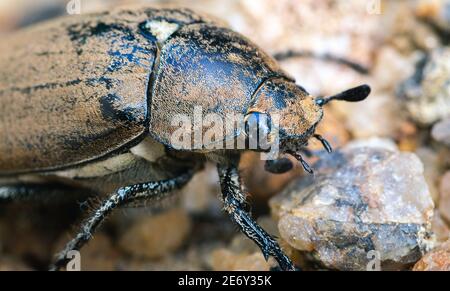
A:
[[0, 0, 449, 271]]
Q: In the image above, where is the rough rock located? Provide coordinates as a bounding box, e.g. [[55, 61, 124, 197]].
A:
[[439, 171, 450, 223], [270, 142, 435, 270], [416, 147, 443, 203], [118, 208, 192, 259], [398, 48, 450, 125], [413, 240, 450, 271]]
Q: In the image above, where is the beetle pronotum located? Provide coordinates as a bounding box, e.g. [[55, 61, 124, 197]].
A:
[[0, 7, 370, 271]]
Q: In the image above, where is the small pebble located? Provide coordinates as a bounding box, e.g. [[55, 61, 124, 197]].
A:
[[414, 240, 450, 271], [431, 118, 450, 146], [118, 208, 192, 259], [439, 171, 450, 223], [398, 48, 450, 125]]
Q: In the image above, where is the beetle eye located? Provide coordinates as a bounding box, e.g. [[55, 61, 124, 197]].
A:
[[244, 112, 272, 142]]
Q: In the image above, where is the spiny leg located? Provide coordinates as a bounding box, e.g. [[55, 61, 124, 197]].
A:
[[273, 50, 369, 74], [50, 170, 194, 271], [217, 164, 295, 271]]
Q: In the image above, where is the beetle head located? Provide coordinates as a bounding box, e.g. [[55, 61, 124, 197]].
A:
[[243, 79, 370, 174], [244, 78, 322, 151]]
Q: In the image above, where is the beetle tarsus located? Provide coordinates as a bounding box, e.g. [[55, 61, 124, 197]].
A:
[[217, 164, 296, 271], [314, 134, 333, 153], [49, 170, 194, 271], [287, 151, 314, 174]]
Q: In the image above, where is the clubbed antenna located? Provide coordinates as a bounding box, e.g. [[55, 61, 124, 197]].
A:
[[316, 84, 371, 106]]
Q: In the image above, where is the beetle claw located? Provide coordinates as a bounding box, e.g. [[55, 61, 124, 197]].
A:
[[287, 151, 314, 174], [314, 134, 333, 153], [300, 159, 314, 174]]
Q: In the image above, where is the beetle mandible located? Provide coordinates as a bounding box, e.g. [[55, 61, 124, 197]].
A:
[[0, 7, 370, 271]]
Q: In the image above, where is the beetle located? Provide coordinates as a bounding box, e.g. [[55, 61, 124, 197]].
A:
[[0, 7, 370, 271]]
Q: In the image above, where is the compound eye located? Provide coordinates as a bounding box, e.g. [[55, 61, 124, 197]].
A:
[[244, 112, 272, 139]]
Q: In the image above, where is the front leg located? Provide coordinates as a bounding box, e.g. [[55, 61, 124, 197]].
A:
[[217, 164, 295, 271], [50, 170, 194, 271]]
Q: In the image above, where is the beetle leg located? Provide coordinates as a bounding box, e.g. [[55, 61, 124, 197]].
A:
[[273, 49, 369, 74], [50, 170, 194, 271], [287, 151, 314, 174], [217, 164, 296, 271], [313, 134, 333, 153]]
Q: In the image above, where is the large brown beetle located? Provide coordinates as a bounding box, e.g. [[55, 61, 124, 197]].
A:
[[0, 7, 370, 271]]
